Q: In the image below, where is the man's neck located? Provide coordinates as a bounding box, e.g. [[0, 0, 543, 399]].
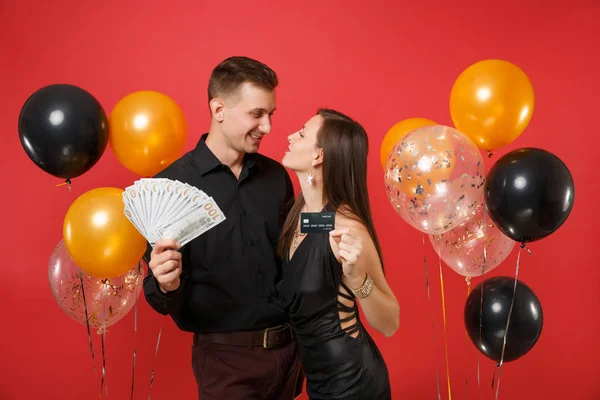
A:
[[205, 125, 245, 176]]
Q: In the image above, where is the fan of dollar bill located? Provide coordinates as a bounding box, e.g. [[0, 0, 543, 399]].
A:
[[122, 178, 226, 247]]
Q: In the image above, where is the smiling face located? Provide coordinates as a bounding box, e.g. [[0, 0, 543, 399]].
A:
[[282, 114, 323, 172], [214, 81, 276, 153]]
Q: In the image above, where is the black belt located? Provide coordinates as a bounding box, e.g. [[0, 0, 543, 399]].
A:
[[194, 323, 293, 349]]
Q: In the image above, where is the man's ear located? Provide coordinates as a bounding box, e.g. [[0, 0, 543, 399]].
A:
[[210, 98, 225, 122]]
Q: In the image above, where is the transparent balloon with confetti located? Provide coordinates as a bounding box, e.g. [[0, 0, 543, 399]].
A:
[[429, 201, 516, 277], [48, 239, 146, 333], [384, 125, 486, 235]]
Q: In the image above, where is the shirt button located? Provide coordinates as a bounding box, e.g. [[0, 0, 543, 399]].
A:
[[242, 210, 248, 216], [250, 239, 256, 246]]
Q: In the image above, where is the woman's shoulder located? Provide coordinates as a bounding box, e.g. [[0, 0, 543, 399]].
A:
[[334, 204, 367, 234]]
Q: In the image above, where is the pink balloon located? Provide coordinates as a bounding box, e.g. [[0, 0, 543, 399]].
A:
[[48, 240, 146, 333], [429, 203, 515, 277]]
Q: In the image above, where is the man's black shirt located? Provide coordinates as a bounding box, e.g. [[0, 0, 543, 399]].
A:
[[143, 134, 294, 333]]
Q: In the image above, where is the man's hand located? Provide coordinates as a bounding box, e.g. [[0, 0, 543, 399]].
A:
[[149, 239, 183, 294]]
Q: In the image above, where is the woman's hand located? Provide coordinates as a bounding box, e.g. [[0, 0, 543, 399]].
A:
[[330, 228, 367, 289]]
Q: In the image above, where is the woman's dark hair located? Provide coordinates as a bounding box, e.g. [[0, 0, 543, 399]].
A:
[[278, 109, 384, 271]]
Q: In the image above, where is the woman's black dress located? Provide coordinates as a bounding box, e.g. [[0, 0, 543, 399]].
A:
[[274, 226, 392, 400]]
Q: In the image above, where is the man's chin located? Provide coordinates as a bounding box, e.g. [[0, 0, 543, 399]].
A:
[[243, 138, 261, 153], [242, 144, 260, 154]]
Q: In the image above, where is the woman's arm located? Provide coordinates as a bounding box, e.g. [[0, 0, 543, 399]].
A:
[[330, 218, 400, 337]]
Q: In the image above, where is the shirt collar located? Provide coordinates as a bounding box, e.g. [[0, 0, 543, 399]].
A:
[[193, 133, 258, 176]]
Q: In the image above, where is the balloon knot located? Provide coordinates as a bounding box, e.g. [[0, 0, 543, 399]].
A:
[[56, 178, 72, 191], [487, 152, 494, 158], [96, 327, 108, 335], [520, 242, 532, 255]]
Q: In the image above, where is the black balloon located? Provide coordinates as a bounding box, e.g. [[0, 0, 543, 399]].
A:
[[18, 84, 109, 181], [484, 147, 574, 243], [464, 276, 543, 363]]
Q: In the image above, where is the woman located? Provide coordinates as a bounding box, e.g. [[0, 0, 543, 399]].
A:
[[274, 108, 399, 399]]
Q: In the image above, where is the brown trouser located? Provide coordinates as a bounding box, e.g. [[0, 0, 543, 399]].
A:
[[192, 328, 304, 399]]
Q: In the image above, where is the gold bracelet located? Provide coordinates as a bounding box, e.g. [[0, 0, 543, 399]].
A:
[[351, 274, 374, 299]]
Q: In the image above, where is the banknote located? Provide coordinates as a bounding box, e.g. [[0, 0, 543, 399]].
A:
[[122, 179, 224, 247], [156, 197, 225, 246]]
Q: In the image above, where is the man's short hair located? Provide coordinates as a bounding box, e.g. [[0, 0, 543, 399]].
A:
[[208, 56, 278, 103]]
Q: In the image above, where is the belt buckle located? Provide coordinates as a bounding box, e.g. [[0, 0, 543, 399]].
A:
[[263, 324, 285, 349]]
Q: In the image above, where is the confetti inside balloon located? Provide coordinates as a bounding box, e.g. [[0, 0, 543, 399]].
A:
[[48, 240, 146, 333], [380, 117, 437, 170], [384, 125, 486, 235], [430, 201, 515, 277]]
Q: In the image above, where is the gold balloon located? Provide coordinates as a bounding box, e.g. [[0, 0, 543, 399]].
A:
[[109, 91, 187, 177], [63, 187, 147, 279], [380, 118, 437, 170], [449, 59, 534, 151]]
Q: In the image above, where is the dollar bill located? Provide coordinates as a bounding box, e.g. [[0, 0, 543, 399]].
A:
[[122, 178, 222, 247], [154, 182, 207, 228], [166, 188, 208, 228], [155, 197, 226, 246], [123, 187, 148, 239]]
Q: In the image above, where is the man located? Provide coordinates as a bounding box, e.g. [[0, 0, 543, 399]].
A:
[[143, 56, 302, 399]]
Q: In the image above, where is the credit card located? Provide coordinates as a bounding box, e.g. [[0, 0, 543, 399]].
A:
[[300, 212, 335, 233]]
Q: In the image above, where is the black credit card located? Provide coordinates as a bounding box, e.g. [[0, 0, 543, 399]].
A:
[[300, 212, 335, 233]]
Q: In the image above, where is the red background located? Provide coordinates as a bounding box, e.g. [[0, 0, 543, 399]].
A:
[[1, 1, 598, 399]]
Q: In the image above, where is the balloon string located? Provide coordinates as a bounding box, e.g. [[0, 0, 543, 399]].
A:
[[438, 248, 452, 400], [130, 262, 140, 400], [79, 271, 100, 397], [494, 243, 531, 400], [464, 277, 471, 396], [478, 207, 488, 388], [492, 364, 498, 389], [148, 323, 163, 400], [422, 236, 441, 400], [101, 304, 108, 399]]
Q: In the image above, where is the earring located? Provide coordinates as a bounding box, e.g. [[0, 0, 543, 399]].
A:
[[306, 169, 314, 185]]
